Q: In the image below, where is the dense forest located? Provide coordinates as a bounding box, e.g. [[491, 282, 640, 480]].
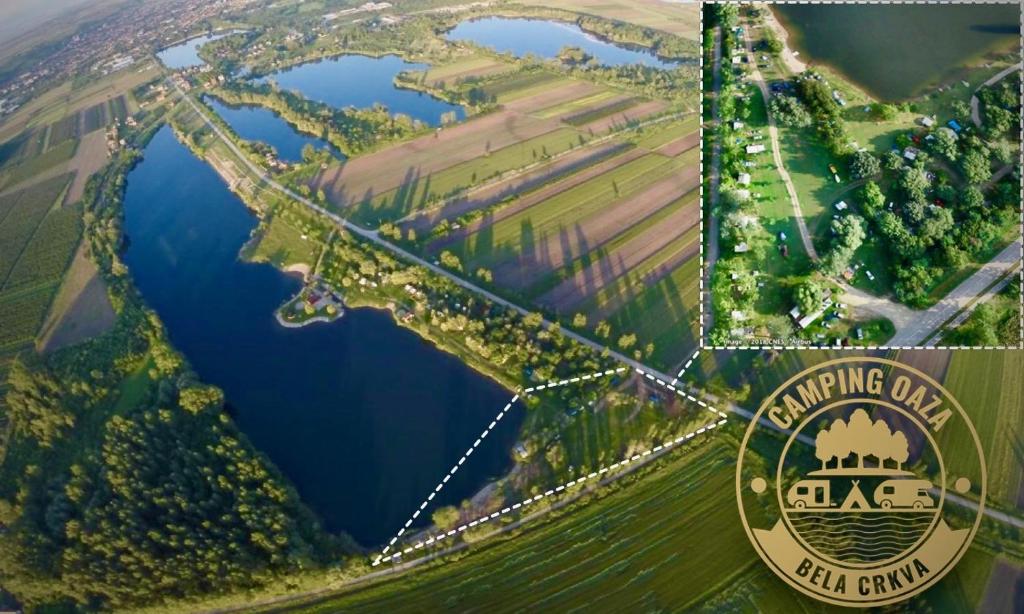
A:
[[0, 133, 347, 610]]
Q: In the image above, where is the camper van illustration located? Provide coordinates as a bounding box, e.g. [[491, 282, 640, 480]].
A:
[[786, 479, 832, 509], [873, 479, 934, 510]]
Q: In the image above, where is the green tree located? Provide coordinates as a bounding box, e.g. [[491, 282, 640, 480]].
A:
[[848, 150, 880, 180], [960, 149, 992, 185], [882, 150, 903, 171], [794, 281, 824, 315], [4, 361, 74, 448], [858, 181, 886, 218], [821, 215, 866, 277], [431, 506, 461, 531], [928, 128, 959, 161], [439, 250, 463, 272], [178, 385, 224, 414]]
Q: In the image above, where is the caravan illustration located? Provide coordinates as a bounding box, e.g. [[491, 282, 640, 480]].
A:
[[784, 408, 935, 512], [786, 477, 934, 510]]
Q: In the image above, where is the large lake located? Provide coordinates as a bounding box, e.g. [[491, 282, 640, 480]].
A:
[[446, 17, 677, 69], [205, 97, 342, 162], [122, 126, 520, 546], [258, 54, 466, 126], [774, 4, 1020, 101]]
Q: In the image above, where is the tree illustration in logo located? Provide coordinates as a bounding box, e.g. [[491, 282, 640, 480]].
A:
[[813, 409, 910, 472]]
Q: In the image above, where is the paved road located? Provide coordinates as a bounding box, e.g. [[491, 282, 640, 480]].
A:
[[888, 239, 1023, 346], [703, 25, 724, 336], [970, 62, 1023, 128], [742, 26, 819, 262], [939, 265, 1019, 334], [171, 78, 687, 384]]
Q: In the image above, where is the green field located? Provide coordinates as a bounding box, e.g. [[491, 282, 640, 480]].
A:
[[244, 212, 322, 270], [0, 139, 77, 191], [483, 71, 566, 103], [633, 114, 699, 150], [941, 351, 1024, 507], [267, 441, 764, 612], [522, 189, 697, 301]]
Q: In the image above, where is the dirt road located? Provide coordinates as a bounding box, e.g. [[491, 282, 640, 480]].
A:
[[742, 26, 819, 262]]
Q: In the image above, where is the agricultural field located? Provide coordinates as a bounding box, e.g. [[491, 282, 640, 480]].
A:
[[418, 55, 513, 88], [531, 0, 702, 39], [36, 244, 116, 354], [257, 430, 1018, 612], [0, 61, 156, 143], [0, 173, 82, 387], [313, 70, 682, 226], [940, 350, 1024, 508], [265, 441, 759, 612]]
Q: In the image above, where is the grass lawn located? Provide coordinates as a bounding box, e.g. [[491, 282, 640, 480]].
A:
[[774, 124, 846, 243], [243, 213, 321, 270]]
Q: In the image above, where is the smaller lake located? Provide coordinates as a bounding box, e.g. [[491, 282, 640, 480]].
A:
[[446, 18, 676, 69], [158, 31, 238, 69], [774, 4, 1021, 101], [206, 97, 343, 162], [259, 55, 466, 126]]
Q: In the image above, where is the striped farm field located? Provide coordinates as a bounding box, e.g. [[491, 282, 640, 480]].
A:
[[532, 90, 625, 120], [635, 115, 700, 150], [453, 150, 696, 283], [346, 126, 587, 223], [0, 173, 81, 355], [0, 174, 72, 282], [591, 232, 701, 368], [482, 71, 568, 103], [422, 56, 512, 87], [529, 189, 699, 309]]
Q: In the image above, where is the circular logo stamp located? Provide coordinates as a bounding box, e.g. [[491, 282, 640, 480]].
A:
[[736, 357, 986, 607]]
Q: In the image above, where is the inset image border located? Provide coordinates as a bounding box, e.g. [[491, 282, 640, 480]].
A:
[[698, 0, 1024, 351]]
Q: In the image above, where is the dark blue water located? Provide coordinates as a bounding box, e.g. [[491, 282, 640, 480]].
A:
[[446, 18, 677, 69], [260, 54, 466, 126], [775, 4, 1020, 100], [122, 126, 520, 546], [206, 97, 342, 162], [157, 32, 237, 69]]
